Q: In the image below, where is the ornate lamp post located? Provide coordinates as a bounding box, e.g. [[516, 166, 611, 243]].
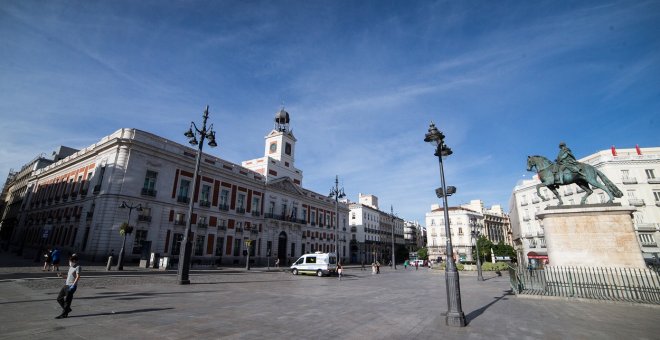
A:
[[425, 121, 466, 327], [178, 106, 218, 285], [390, 205, 397, 269], [471, 219, 484, 281], [117, 201, 141, 271], [328, 175, 345, 262]]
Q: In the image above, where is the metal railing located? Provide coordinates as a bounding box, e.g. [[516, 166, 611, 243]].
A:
[[509, 265, 660, 304]]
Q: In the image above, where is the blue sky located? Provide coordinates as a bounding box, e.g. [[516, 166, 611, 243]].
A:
[[1, 1, 658, 224]]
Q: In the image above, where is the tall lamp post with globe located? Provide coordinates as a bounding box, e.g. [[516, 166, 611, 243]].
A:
[[177, 106, 218, 285], [471, 219, 485, 281], [425, 121, 466, 327], [329, 175, 345, 262]]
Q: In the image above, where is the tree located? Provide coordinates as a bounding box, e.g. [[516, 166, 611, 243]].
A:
[[493, 242, 516, 259], [475, 236, 493, 262], [417, 247, 428, 260]]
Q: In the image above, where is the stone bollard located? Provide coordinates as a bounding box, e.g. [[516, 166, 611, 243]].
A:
[[106, 256, 113, 271]]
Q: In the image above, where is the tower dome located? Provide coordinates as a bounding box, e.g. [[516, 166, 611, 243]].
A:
[[274, 107, 290, 132]]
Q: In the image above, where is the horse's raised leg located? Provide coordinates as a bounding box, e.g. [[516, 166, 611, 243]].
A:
[[535, 183, 548, 201], [550, 186, 563, 205], [588, 175, 615, 203], [577, 182, 593, 205]]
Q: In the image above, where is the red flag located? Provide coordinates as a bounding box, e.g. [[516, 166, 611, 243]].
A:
[[636, 144, 642, 155], [611, 145, 617, 156]]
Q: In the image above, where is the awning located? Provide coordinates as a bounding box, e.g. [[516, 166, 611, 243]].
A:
[[527, 251, 548, 259]]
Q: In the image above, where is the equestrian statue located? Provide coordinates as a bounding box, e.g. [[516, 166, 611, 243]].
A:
[[526, 142, 623, 205]]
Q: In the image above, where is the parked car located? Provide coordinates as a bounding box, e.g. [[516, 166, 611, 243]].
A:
[[290, 252, 338, 277]]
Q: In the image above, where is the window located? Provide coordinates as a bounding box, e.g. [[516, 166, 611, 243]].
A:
[[281, 203, 287, 216], [351, 212, 355, 219], [285, 142, 292, 155], [233, 238, 241, 256], [198, 216, 207, 226], [305, 256, 317, 264], [215, 236, 224, 256], [291, 206, 298, 220], [621, 170, 630, 179], [175, 213, 185, 225], [654, 191, 660, 202], [268, 201, 275, 214], [178, 179, 191, 201], [237, 193, 246, 212], [639, 233, 656, 246], [201, 185, 211, 204], [311, 211, 316, 225], [646, 169, 656, 179], [132, 230, 148, 254], [627, 190, 636, 199], [195, 235, 205, 256], [171, 233, 183, 255], [252, 197, 260, 214], [291, 242, 296, 258], [143, 171, 157, 193], [219, 189, 229, 210]]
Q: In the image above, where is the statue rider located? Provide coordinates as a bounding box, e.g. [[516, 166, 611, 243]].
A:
[[555, 142, 583, 184]]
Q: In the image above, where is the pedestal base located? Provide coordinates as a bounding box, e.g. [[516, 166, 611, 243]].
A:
[[537, 205, 645, 268]]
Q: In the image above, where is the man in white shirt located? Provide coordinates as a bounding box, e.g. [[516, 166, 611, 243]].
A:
[[55, 254, 81, 319]]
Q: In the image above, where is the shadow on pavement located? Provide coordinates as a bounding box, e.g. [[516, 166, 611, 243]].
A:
[[465, 290, 513, 325], [67, 307, 174, 318]]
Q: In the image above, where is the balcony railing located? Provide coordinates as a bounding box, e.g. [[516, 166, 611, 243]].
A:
[[521, 202, 528, 206], [197, 223, 208, 229], [141, 188, 157, 197], [219, 204, 229, 211], [564, 191, 573, 196], [523, 217, 531, 221], [628, 199, 645, 207], [529, 244, 537, 248], [199, 200, 211, 208], [622, 177, 638, 184], [655, 201, 660, 207], [138, 215, 152, 222], [250, 229, 258, 234], [648, 178, 660, 184], [174, 220, 186, 226], [640, 241, 657, 247], [177, 196, 190, 204], [217, 225, 227, 231], [636, 223, 658, 231], [235, 227, 243, 233], [350, 227, 357, 232], [523, 232, 534, 238], [532, 198, 540, 204], [236, 207, 246, 214], [252, 211, 261, 217]]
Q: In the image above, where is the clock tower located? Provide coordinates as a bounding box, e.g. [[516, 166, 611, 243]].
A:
[[242, 108, 303, 185]]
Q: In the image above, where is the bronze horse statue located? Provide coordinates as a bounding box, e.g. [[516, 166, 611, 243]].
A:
[[526, 155, 623, 205]]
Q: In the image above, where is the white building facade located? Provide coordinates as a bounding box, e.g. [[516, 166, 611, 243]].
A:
[[425, 205, 483, 263], [348, 194, 405, 264], [510, 146, 660, 267], [11, 109, 349, 266]]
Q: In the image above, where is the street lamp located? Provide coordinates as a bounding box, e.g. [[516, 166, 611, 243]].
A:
[[117, 201, 142, 271], [390, 205, 397, 270], [328, 175, 345, 262], [471, 219, 484, 281], [424, 121, 466, 327], [178, 105, 218, 285]]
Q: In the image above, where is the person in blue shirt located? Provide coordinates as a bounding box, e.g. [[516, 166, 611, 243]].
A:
[[51, 248, 61, 275]]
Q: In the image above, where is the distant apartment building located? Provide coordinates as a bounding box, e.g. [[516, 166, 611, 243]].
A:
[[8, 109, 349, 266], [425, 199, 511, 263], [510, 146, 660, 267], [348, 194, 405, 264], [404, 220, 424, 252]]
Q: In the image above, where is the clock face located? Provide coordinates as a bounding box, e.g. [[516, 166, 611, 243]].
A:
[[269, 142, 277, 153]]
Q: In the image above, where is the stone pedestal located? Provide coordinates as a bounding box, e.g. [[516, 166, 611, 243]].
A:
[[537, 205, 646, 268]]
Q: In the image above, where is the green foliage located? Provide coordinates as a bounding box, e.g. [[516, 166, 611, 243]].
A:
[[119, 222, 133, 236], [417, 247, 428, 260], [475, 236, 493, 262], [438, 262, 466, 271], [481, 262, 509, 271]]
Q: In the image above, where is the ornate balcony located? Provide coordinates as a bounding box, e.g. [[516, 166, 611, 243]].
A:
[[219, 204, 229, 211], [197, 223, 208, 229], [141, 188, 157, 197], [199, 200, 211, 208], [628, 199, 645, 207], [138, 215, 152, 222], [174, 220, 186, 226], [177, 196, 190, 204], [252, 211, 261, 217], [622, 177, 638, 184], [236, 207, 246, 214]]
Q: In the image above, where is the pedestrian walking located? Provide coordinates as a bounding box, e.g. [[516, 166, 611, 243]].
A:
[[337, 263, 343, 281], [376, 261, 380, 274], [275, 258, 280, 269], [415, 261, 418, 271], [361, 260, 366, 271], [51, 248, 61, 276], [371, 262, 376, 275], [55, 254, 81, 319], [404, 259, 409, 270], [43, 248, 52, 271]]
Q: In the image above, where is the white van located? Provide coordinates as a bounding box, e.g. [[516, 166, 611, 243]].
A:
[[290, 252, 338, 277]]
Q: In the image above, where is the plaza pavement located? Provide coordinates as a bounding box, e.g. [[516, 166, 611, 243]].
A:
[[0, 253, 658, 339]]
